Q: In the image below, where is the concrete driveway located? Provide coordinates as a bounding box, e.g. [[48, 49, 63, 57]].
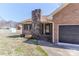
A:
[[37, 40, 79, 56]]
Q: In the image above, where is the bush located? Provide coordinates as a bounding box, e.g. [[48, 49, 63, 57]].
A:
[[20, 34, 25, 37]]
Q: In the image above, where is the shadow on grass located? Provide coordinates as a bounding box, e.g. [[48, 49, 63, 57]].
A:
[[7, 35, 21, 38], [24, 39, 38, 45], [23, 39, 79, 52]]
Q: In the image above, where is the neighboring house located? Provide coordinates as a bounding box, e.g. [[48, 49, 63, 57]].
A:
[[16, 23, 23, 34], [9, 27, 16, 33], [21, 19, 32, 38]]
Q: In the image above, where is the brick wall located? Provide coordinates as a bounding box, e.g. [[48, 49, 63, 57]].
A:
[[53, 3, 79, 43]]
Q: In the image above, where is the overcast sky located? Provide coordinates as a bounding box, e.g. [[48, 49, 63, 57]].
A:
[[0, 3, 61, 22]]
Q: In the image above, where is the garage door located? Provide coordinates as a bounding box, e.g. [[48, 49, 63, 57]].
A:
[[59, 25, 79, 44]]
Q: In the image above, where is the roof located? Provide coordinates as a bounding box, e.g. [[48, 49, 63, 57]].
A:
[[21, 4, 70, 24], [40, 16, 53, 23], [21, 19, 32, 24], [21, 16, 52, 24]]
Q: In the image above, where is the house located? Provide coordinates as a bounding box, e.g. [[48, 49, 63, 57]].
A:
[[21, 19, 32, 38], [21, 15, 52, 40], [9, 27, 16, 33], [16, 23, 23, 34], [50, 3, 79, 44], [32, 3, 79, 44]]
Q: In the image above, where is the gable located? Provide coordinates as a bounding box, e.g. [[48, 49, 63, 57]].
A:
[[53, 3, 79, 24], [53, 3, 79, 21]]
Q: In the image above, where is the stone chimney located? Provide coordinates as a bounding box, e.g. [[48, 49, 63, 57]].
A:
[[32, 9, 41, 38]]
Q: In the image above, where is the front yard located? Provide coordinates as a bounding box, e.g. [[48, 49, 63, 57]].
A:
[[1, 29, 79, 56], [0, 29, 48, 56]]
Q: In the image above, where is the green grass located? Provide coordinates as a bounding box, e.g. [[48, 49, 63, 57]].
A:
[[36, 45, 48, 56], [15, 46, 24, 54], [28, 39, 48, 56], [14, 45, 47, 56], [14, 45, 29, 56]]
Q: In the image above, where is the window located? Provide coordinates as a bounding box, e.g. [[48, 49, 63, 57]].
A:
[[45, 24, 50, 35], [23, 24, 28, 30], [41, 23, 51, 35], [23, 24, 32, 30], [28, 24, 32, 30]]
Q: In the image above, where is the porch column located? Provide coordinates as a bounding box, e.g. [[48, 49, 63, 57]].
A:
[[53, 24, 58, 44], [43, 23, 45, 35]]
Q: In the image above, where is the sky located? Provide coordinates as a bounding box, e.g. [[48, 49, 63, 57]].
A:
[[0, 3, 61, 22]]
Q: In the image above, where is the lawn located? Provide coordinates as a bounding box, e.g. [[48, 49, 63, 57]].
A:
[[0, 29, 48, 56]]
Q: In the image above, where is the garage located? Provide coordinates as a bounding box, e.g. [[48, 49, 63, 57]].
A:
[[59, 25, 79, 44]]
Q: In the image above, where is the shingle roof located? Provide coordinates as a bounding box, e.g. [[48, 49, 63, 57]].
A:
[[21, 19, 32, 24], [40, 16, 53, 23]]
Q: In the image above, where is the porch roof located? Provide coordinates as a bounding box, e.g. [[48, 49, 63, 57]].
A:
[[21, 19, 32, 24], [40, 16, 53, 23]]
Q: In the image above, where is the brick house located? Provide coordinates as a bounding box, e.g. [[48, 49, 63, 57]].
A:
[[32, 3, 79, 44], [19, 3, 79, 44]]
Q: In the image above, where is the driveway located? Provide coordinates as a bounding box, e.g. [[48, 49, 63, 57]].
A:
[[37, 40, 79, 56]]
